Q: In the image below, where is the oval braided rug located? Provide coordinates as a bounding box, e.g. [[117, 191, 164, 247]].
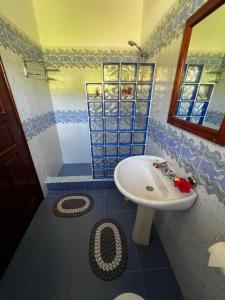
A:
[[53, 193, 94, 217], [89, 218, 128, 281]]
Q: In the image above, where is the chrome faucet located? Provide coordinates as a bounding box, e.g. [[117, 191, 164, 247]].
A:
[[153, 161, 176, 178]]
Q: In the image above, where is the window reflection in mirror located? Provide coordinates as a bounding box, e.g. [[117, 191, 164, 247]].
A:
[[175, 4, 225, 130]]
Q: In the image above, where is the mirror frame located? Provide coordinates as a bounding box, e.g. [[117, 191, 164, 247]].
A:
[[167, 0, 225, 146]]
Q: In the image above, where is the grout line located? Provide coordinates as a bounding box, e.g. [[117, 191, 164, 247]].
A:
[[141, 266, 172, 272]]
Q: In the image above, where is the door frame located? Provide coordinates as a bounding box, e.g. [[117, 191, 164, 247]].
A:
[[0, 57, 44, 199]]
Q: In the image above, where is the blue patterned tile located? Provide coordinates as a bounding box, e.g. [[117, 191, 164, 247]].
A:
[[178, 0, 198, 27], [0, 15, 42, 60], [43, 47, 137, 68], [147, 118, 225, 205], [22, 112, 55, 140], [55, 110, 88, 124]]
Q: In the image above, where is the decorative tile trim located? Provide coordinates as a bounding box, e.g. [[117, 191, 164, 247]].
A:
[[148, 118, 225, 204], [43, 47, 138, 68], [55, 110, 88, 124], [22, 112, 55, 141], [142, 0, 204, 57], [187, 51, 225, 71], [0, 14, 43, 60], [22, 110, 88, 140]]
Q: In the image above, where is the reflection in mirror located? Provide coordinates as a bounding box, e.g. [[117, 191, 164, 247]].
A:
[[175, 4, 225, 130]]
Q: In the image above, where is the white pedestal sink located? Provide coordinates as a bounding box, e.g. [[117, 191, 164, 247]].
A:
[[114, 155, 197, 245]]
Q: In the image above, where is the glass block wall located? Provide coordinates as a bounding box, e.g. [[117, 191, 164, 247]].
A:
[[176, 64, 215, 124], [86, 63, 155, 179]]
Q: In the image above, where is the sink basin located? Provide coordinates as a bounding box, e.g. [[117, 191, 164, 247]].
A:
[[114, 155, 197, 211], [114, 155, 197, 245]]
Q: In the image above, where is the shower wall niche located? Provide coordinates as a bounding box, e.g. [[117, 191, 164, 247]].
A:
[[86, 63, 155, 179]]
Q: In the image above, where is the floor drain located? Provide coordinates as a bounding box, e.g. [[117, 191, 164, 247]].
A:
[[146, 186, 154, 192]]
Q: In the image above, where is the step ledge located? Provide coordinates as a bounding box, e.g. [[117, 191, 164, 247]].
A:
[[45, 176, 113, 183]]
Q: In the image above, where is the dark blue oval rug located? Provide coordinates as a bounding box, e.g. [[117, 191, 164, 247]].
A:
[[53, 193, 94, 217], [89, 218, 128, 280]]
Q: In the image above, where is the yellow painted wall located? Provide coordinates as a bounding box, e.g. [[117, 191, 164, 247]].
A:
[[140, 0, 175, 42], [0, 0, 40, 42], [189, 4, 225, 51], [32, 0, 143, 48]]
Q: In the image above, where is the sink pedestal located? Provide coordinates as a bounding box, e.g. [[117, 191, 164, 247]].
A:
[[132, 205, 155, 245]]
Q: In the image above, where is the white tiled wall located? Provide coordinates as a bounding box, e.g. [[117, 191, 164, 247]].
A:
[[142, 1, 225, 299], [49, 67, 102, 163], [0, 45, 63, 195]]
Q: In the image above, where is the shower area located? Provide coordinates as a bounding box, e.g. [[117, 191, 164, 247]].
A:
[[46, 44, 155, 189]]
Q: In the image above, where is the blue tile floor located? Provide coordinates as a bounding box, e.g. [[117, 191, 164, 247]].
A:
[[0, 187, 183, 300], [58, 163, 92, 176]]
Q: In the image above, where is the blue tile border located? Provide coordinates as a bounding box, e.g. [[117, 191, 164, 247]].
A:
[[55, 110, 88, 124], [141, 0, 207, 58], [22, 112, 56, 141], [0, 14, 42, 60], [43, 47, 138, 68], [22, 110, 88, 141]]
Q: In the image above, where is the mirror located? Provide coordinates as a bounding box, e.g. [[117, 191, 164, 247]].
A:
[[168, 0, 225, 146]]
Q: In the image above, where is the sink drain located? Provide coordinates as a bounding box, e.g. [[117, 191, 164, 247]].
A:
[[146, 186, 154, 192]]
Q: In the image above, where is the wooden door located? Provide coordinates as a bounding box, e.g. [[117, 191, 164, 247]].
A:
[[0, 58, 43, 277]]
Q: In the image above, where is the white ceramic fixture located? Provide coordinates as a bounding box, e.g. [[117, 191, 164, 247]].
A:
[[114, 155, 197, 245]]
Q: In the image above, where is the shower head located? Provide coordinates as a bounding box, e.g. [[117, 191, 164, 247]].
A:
[[128, 40, 137, 47], [128, 40, 148, 59]]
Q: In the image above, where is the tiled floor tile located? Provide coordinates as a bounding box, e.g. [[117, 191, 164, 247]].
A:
[[105, 271, 146, 300], [47, 183, 65, 191], [70, 210, 105, 276], [1, 188, 182, 300], [2, 214, 46, 281], [142, 269, 183, 300], [0, 279, 30, 300], [67, 275, 106, 300], [105, 188, 137, 211], [84, 189, 105, 212], [64, 182, 85, 190], [25, 273, 69, 300], [58, 163, 92, 176], [135, 227, 171, 270], [85, 181, 105, 190], [104, 181, 117, 189]]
